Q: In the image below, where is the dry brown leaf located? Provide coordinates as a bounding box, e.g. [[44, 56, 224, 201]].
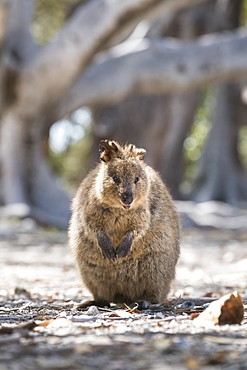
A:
[[0, 320, 37, 335], [186, 356, 200, 370], [194, 291, 244, 327], [0, 326, 14, 335], [36, 320, 52, 327], [190, 313, 200, 320], [108, 313, 120, 318]]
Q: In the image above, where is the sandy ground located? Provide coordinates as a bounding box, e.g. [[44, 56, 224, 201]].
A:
[[0, 220, 247, 369]]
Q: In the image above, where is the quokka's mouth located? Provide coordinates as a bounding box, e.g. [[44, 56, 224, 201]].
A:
[[123, 204, 131, 210]]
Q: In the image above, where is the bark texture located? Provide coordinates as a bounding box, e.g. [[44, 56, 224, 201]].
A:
[[190, 0, 247, 205], [191, 83, 247, 205], [0, 0, 246, 227]]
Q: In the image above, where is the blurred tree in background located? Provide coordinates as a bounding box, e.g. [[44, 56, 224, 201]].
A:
[[0, 0, 247, 228]]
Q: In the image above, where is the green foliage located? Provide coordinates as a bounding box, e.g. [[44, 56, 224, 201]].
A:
[[32, 0, 77, 44], [181, 89, 214, 193], [49, 133, 92, 191], [32, 1, 94, 190], [238, 125, 247, 169], [241, 0, 247, 26], [34, 0, 247, 197], [182, 87, 247, 194], [48, 110, 92, 191]]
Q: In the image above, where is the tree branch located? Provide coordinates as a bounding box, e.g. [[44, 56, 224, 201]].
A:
[[4, 0, 37, 63], [0, 0, 10, 114], [18, 0, 207, 119], [103, 0, 208, 49], [57, 28, 247, 117]]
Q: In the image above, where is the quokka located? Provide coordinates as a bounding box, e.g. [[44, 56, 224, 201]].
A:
[[69, 140, 180, 307]]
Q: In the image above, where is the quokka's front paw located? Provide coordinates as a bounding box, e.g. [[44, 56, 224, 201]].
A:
[[97, 231, 116, 260], [77, 300, 110, 310], [101, 245, 116, 260], [116, 231, 134, 258]]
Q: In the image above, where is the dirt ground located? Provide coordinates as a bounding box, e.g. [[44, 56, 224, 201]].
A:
[[0, 217, 247, 370]]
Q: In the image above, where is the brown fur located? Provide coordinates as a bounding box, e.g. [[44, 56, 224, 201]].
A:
[[68, 140, 180, 306]]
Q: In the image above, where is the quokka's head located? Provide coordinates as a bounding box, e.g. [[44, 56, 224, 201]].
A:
[[96, 140, 149, 210]]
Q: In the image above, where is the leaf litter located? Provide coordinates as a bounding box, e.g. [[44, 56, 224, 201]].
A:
[[0, 224, 247, 369]]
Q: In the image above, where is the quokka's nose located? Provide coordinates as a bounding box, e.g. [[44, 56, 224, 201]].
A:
[[121, 193, 133, 205]]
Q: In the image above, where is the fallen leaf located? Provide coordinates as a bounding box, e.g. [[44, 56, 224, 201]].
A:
[[108, 313, 120, 318], [190, 313, 200, 320], [186, 356, 199, 370], [0, 320, 37, 335], [0, 326, 14, 335], [17, 321, 37, 331], [203, 292, 213, 298], [194, 291, 244, 327], [14, 287, 32, 299], [36, 320, 52, 327]]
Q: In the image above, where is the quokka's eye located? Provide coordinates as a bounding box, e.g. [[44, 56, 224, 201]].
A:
[[113, 176, 120, 184], [134, 177, 139, 184]]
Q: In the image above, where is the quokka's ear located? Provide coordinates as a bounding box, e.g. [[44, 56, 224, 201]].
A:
[[99, 140, 119, 162], [129, 145, 146, 160], [135, 148, 146, 160]]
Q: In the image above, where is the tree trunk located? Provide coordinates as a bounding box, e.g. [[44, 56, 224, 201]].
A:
[[0, 109, 71, 228], [157, 92, 200, 197], [189, 0, 247, 205], [0, 110, 32, 204], [91, 1, 215, 198], [1, 0, 210, 228], [92, 91, 199, 198], [190, 83, 247, 206], [1, 0, 247, 229]]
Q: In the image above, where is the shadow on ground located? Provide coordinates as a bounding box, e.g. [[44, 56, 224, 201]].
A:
[[0, 209, 247, 369]]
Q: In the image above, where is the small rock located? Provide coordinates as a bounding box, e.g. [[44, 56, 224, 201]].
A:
[[154, 312, 165, 319], [177, 301, 195, 309], [86, 305, 100, 316], [19, 218, 37, 232]]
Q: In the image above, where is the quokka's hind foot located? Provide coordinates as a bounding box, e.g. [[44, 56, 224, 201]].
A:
[[129, 300, 166, 310], [128, 300, 151, 310], [76, 300, 110, 310]]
